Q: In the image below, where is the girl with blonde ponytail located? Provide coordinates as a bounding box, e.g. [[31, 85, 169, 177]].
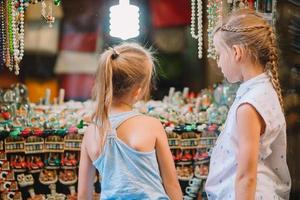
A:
[[78, 43, 182, 200], [205, 9, 291, 200]]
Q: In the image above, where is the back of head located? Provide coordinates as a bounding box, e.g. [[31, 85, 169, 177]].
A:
[[92, 42, 155, 147], [214, 8, 283, 110]]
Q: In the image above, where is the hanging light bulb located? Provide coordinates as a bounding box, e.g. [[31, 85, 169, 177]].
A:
[[109, 0, 140, 40]]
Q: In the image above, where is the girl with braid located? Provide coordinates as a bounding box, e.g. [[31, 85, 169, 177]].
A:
[[78, 43, 182, 199], [205, 9, 291, 200]]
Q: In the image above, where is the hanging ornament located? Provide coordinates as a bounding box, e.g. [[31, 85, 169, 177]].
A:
[[0, 0, 62, 75], [232, 0, 249, 10], [41, 0, 55, 28], [190, 0, 203, 59], [207, 0, 222, 60], [0, 0, 26, 75], [53, 0, 61, 6]]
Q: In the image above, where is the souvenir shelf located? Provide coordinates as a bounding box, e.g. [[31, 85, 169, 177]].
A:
[[4, 137, 25, 153], [0, 160, 10, 171], [199, 137, 217, 148], [39, 169, 58, 185], [45, 135, 64, 152], [25, 136, 44, 154], [1, 172, 14, 184], [0, 191, 22, 200], [194, 159, 209, 179], [64, 134, 83, 151], [0, 151, 7, 161], [181, 132, 200, 148], [0, 181, 18, 192], [0, 154, 21, 200], [17, 174, 34, 188], [61, 152, 79, 169], [168, 138, 180, 149], [10, 154, 27, 172], [59, 169, 78, 199], [39, 170, 67, 200], [168, 128, 217, 149], [176, 164, 194, 181], [59, 169, 78, 185]]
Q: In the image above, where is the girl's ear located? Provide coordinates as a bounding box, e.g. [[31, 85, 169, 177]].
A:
[[134, 87, 142, 101], [232, 45, 242, 62]]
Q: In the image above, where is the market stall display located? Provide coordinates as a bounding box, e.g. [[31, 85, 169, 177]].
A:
[[0, 82, 238, 199]]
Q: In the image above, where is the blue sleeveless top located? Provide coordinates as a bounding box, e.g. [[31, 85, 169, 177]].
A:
[[92, 111, 170, 200]]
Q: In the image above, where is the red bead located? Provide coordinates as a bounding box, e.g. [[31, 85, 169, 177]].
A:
[[1, 112, 11, 120], [189, 92, 195, 99], [33, 128, 43, 136], [21, 128, 31, 136]]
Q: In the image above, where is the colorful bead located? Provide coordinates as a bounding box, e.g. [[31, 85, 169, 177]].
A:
[[10, 129, 20, 137], [54, 0, 61, 6], [207, 0, 222, 59], [0, 2, 4, 68]]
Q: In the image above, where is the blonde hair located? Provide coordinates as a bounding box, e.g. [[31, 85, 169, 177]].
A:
[[213, 9, 284, 111], [92, 43, 155, 148]]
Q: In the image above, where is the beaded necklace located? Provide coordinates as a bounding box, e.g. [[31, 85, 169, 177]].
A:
[[8, 0, 14, 61], [0, 0, 4, 68], [190, 0, 203, 59], [5, 0, 12, 68], [1, 0, 62, 75], [12, 0, 25, 75], [1, 0, 7, 66], [207, 0, 222, 60]]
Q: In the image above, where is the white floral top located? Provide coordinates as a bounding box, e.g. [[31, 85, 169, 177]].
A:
[[205, 73, 291, 200]]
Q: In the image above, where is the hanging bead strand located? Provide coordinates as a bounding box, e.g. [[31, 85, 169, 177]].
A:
[[11, 0, 19, 74], [2, 0, 7, 66], [190, 0, 198, 39], [207, 0, 222, 60], [8, 0, 14, 59], [0, 0, 4, 68], [17, 0, 25, 75], [197, 0, 203, 59], [190, 0, 203, 59], [5, 0, 12, 69]]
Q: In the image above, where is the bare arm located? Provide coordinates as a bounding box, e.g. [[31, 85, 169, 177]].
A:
[[154, 119, 183, 200], [235, 104, 264, 200], [78, 129, 96, 200]]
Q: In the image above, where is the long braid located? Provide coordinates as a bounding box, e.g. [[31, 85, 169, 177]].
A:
[[266, 26, 284, 111], [216, 9, 284, 111], [221, 25, 268, 32], [220, 23, 284, 111]]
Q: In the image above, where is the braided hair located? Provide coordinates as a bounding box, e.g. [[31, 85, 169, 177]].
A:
[[214, 9, 284, 111]]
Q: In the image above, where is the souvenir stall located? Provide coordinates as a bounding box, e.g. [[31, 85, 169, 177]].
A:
[[1, 0, 299, 200], [0, 83, 98, 199], [0, 81, 238, 199]]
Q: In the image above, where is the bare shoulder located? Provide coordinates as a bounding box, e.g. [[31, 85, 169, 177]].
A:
[[82, 124, 99, 143], [119, 115, 165, 138], [237, 103, 260, 119], [129, 115, 164, 129], [237, 103, 265, 134]]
